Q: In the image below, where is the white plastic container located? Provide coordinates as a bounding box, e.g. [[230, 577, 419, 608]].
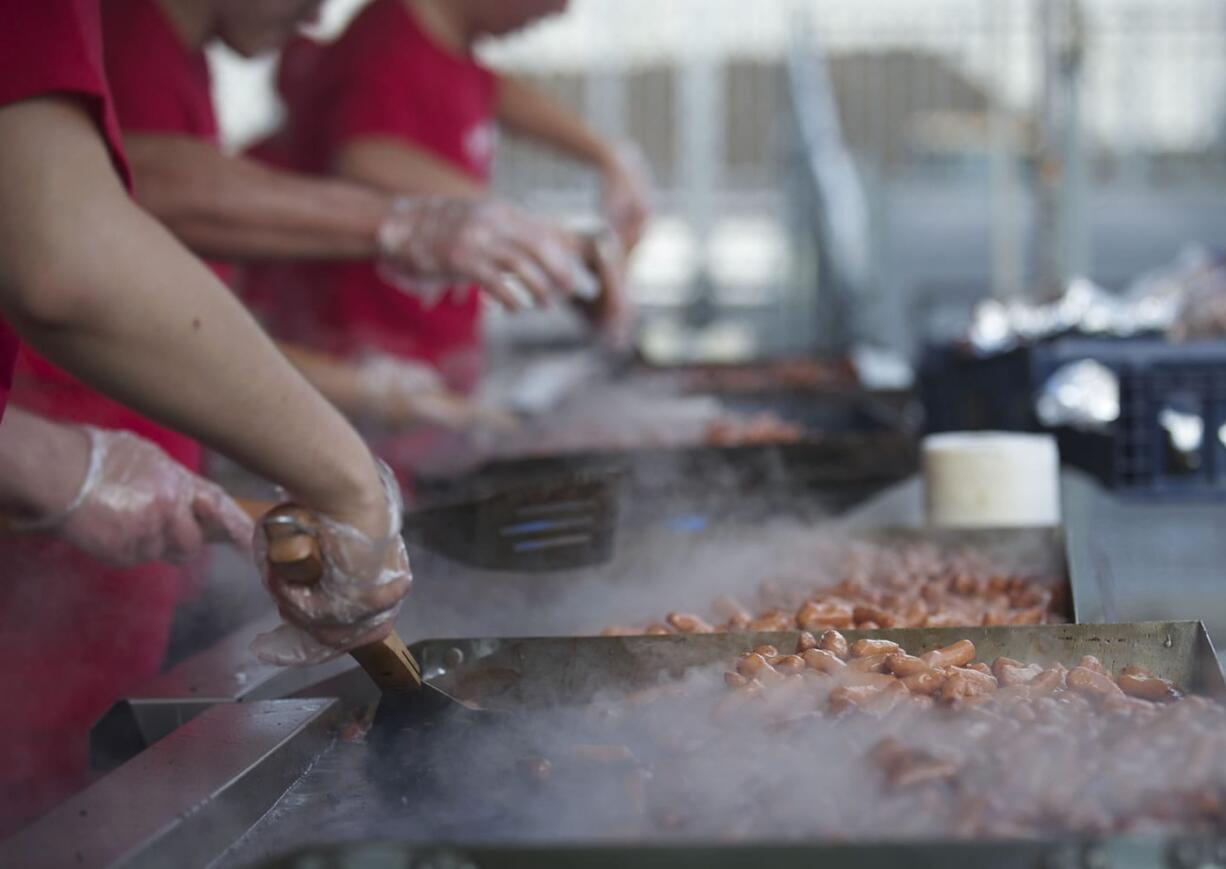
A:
[[922, 432, 1061, 529]]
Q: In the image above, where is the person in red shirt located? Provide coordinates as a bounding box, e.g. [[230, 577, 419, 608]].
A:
[[0, 0, 417, 834], [98, 0, 571, 433], [249, 0, 650, 394]]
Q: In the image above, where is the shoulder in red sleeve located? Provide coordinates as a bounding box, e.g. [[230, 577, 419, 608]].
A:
[[0, 0, 130, 188], [102, 0, 219, 140]]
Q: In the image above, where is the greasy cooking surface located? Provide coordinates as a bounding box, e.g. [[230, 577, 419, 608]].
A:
[[216, 624, 1222, 866], [396, 528, 1071, 643], [603, 539, 1065, 637]]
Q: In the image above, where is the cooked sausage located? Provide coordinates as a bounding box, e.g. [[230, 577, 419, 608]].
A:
[[921, 639, 976, 669], [802, 648, 847, 674], [736, 652, 771, 679], [724, 671, 750, 689], [752, 644, 780, 659], [1118, 672, 1181, 703], [940, 667, 997, 702], [839, 670, 898, 689], [818, 630, 850, 660], [1077, 655, 1109, 677], [769, 654, 807, 675], [794, 631, 819, 654], [992, 657, 1044, 686], [666, 612, 714, 634], [846, 653, 892, 674], [643, 623, 673, 636], [886, 653, 931, 677], [852, 605, 897, 629], [749, 611, 794, 632], [901, 670, 947, 696], [829, 683, 886, 713], [862, 680, 910, 717], [1067, 665, 1125, 700], [796, 600, 854, 630], [850, 638, 902, 658]]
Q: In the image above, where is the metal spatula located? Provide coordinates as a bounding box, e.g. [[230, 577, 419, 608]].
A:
[[262, 507, 490, 733], [401, 474, 620, 571]]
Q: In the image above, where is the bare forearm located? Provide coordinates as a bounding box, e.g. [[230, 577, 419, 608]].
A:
[[496, 74, 612, 167], [279, 343, 364, 417], [126, 135, 388, 262], [0, 98, 384, 529]]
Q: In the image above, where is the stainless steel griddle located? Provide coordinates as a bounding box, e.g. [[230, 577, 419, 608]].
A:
[[7, 621, 1221, 869]]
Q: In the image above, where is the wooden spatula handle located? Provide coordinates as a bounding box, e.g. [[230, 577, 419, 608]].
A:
[[262, 504, 423, 691]]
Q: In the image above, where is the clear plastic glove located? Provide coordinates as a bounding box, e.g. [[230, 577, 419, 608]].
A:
[[250, 460, 412, 667], [375, 196, 592, 311], [18, 426, 253, 567], [600, 140, 653, 252], [355, 355, 518, 433]]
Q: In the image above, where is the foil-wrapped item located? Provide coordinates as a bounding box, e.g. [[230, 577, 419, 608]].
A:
[[1034, 359, 1120, 431], [968, 277, 1174, 354], [969, 247, 1226, 353]]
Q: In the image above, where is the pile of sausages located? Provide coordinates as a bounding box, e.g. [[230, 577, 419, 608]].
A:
[[714, 630, 1226, 836], [605, 544, 1062, 637], [722, 630, 1180, 717], [701, 412, 804, 447]]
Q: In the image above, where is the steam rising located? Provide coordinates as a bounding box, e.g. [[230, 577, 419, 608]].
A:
[[219, 638, 1226, 864]]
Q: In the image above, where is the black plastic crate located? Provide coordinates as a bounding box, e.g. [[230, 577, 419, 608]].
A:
[[921, 336, 1226, 498]]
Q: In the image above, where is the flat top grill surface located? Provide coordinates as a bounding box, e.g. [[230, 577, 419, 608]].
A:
[[216, 622, 1223, 868], [395, 526, 1072, 644]]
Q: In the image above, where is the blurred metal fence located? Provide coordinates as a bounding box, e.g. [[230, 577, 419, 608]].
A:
[[472, 0, 1226, 355]]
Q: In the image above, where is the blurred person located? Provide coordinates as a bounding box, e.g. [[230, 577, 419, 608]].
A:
[[97, 0, 581, 433], [0, 0, 428, 833], [247, 0, 652, 395]]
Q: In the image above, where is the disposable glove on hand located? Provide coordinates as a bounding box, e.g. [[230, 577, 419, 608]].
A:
[[376, 196, 592, 311], [251, 460, 412, 667], [20, 426, 253, 567]]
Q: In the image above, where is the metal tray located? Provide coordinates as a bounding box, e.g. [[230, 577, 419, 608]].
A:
[[91, 521, 1073, 768], [11, 623, 1221, 869], [413, 386, 916, 508]]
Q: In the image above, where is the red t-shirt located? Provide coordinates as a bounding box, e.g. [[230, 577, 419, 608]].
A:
[[0, 0, 191, 834], [0, 0, 132, 424], [246, 0, 499, 392], [11, 0, 206, 474]]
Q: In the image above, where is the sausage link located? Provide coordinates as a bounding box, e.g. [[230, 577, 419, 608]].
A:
[[1067, 665, 1125, 700], [666, 612, 714, 634], [748, 611, 794, 632], [850, 638, 902, 658], [643, 623, 673, 636], [902, 670, 947, 696], [752, 644, 780, 659], [796, 600, 854, 630], [818, 630, 850, 660], [769, 654, 807, 675], [852, 605, 897, 629], [921, 639, 976, 669], [886, 653, 931, 677], [1118, 672, 1181, 703], [802, 648, 847, 674], [794, 631, 819, 654], [1077, 655, 1109, 677], [846, 653, 892, 674], [736, 652, 771, 679], [829, 683, 886, 713], [724, 670, 750, 689]]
